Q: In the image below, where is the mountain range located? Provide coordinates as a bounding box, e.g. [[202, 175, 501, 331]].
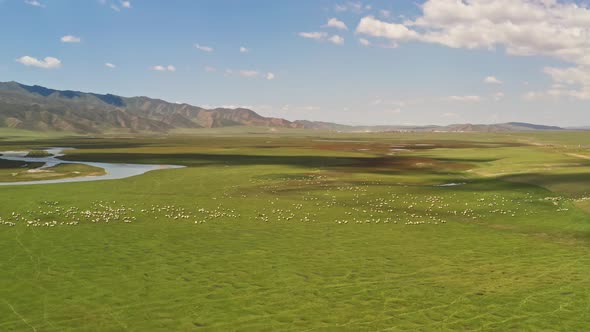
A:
[[0, 81, 580, 133]]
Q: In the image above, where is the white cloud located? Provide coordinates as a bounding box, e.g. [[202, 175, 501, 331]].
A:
[[359, 38, 371, 46], [105, 62, 116, 68], [150, 65, 176, 72], [24, 0, 44, 7], [541, 66, 590, 99], [334, 1, 370, 13], [16, 56, 61, 69], [356, 0, 590, 100], [484, 76, 502, 84], [328, 35, 344, 45], [224, 69, 275, 80], [60, 35, 81, 43], [204, 66, 216, 73], [323, 18, 348, 30], [194, 43, 214, 52], [544, 66, 590, 86], [443, 95, 482, 103], [105, 0, 130, 10], [493, 92, 505, 101], [356, 16, 419, 41], [379, 10, 391, 18], [298, 31, 327, 40], [299, 31, 343, 45], [239, 70, 259, 78], [239, 46, 249, 53]]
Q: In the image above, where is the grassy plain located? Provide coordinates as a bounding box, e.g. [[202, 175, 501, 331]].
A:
[[0, 128, 589, 331], [0, 160, 105, 183]]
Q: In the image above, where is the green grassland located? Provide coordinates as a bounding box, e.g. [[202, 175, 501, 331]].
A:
[[0, 129, 589, 331], [0, 160, 106, 183]]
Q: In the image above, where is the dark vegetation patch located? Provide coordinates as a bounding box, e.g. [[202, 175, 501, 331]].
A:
[[58, 152, 479, 175], [21, 84, 56, 97], [25, 150, 52, 158], [309, 140, 526, 154], [0, 159, 32, 169]]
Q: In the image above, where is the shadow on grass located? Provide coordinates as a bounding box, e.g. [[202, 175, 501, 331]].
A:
[[0, 137, 150, 150], [58, 151, 487, 174], [499, 172, 590, 196]]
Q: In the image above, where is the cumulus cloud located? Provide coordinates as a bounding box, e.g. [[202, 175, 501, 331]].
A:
[[150, 65, 175, 72], [542, 66, 590, 99], [357, 0, 590, 99], [24, 0, 45, 7], [484, 76, 502, 84], [356, 16, 419, 41], [16, 56, 61, 69], [298, 31, 327, 40], [299, 31, 344, 45], [194, 43, 214, 52], [359, 38, 371, 46], [443, 95, 482, 103], [266, 72, 275, 80], [105, 62, 116, 68], [61, 35, 81, 43], [544, 66, 590, 86], [329, 35, 344, 45], [239, 46, 249, 53], [323, 18, 348, 30], [121, 1, 131, 8]]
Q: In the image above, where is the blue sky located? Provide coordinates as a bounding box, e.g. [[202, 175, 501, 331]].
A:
[[0, 0, 589, 126]]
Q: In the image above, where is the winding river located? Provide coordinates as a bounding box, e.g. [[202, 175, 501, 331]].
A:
[[0, 147, 184, 186]]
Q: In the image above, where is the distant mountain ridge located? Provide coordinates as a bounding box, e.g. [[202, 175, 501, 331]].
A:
[[0, 81, 301, 133], [0, 81, 576, 133]]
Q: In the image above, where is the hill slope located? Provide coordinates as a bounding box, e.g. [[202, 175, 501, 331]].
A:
[[0, 81, 302, 133], [0, 81, 570, 133]]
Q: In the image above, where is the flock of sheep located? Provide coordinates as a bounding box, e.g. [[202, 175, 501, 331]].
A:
[[0, 182, 573, 229]]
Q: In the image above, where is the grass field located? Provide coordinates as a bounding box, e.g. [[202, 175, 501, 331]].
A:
[[0, 160, 105, 183], [0, 129, 589, 331]]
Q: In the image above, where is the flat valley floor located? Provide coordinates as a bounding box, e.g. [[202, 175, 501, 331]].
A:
[[0, 128, 589, 331]]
